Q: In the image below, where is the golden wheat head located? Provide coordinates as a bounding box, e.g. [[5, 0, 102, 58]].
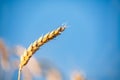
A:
[[19, 25, 66, 70]]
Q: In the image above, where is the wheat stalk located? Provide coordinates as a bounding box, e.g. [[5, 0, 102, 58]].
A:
[[18, 25, 66, 80]]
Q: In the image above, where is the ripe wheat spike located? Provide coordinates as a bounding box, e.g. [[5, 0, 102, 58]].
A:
[[19, 26, 66, 70]]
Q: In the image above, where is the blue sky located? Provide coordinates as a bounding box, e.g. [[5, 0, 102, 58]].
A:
[[0, 0, 120, 80]]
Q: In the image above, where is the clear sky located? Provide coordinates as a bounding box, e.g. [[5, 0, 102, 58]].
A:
[[0, 0, 120, 80]]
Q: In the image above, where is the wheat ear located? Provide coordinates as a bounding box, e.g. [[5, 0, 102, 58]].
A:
[[18, 26, 66, 80], [19, 26, 66, 70]]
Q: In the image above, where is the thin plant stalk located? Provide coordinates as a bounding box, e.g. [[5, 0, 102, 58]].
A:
[[18, 67, 21, 80]]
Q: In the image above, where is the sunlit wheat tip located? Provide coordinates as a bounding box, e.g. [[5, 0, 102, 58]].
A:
[[19, 26, 66, 70]]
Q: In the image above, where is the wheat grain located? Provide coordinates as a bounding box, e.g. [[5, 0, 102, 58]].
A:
[[19, 26, 66, 70], [18, 25, 66, 80]]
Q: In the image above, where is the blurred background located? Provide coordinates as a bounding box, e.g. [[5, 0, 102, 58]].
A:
[[0, 0, 120, 80]]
